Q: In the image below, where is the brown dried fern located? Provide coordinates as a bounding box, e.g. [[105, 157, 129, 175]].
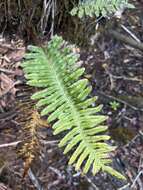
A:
[[18, 109, 48, 177]]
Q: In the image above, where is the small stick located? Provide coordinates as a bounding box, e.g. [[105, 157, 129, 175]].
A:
[[131, 170, 143, 188], [84, 175, 100, 190], [0, 140, 58, 148], [121, 24, 141, 43], [0, 81, 20, 98], [118, 183, 130, 190], [108, 29, 143, 51], [0, 68, 15, 74], [0, 141, 21, 148], [28, 168, 43, 190]]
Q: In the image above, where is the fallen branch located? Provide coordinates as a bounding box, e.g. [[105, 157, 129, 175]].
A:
[[108, 29, 143, 52]]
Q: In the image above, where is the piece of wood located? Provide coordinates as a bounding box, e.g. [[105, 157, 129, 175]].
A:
[[108, 29, 143, 52]]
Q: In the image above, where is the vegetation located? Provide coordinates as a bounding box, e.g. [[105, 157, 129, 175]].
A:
[[110, 101, 120, 111], [21, 0, 134, 179], [2, 0, 143, 189], [71, 0, 134, 17], [22, 36, 125, 179]]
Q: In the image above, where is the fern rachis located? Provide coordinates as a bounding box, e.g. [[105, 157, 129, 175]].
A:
[[22, 36, 125, 179]]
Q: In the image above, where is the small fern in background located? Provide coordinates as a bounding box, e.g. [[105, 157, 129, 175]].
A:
[[22, 35, 125, 179], [71, 0, 134, 17]]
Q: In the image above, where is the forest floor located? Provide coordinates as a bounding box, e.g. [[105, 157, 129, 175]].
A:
[[0, 1, 143, 190]]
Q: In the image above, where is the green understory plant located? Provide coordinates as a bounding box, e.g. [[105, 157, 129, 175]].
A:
[[22, 35, 125, 179], [71, 0, 134, 17], [110, 101, 120, 111]]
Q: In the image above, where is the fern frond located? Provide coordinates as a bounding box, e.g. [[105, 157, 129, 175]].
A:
[[71, 0, 134, 18], [22, 35, 125, 179], [19, 110, 48, 177]]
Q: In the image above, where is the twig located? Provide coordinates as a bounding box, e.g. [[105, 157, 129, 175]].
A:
[[103, 64, 143, 91], [0, 68, 15, 74], [103, 64, 116, 90], [131, 170, 143, 189], [84, 175, 100, 190], [0, 55, 10, 62], [138, 154, 143, 172], [49, 166, 64, 179], [0, 81, 20, 98], [40, 139, 59, 145], [0, 141, 21, 148], [108, 29, 143, 51], [0, 43, 24, 51], [0, 44, 15, 51], [123, 130, 143, 148], [50, 0, 56, 37], [111, 74, 143, 83], [0, 110, 17, 120], [121, 24, 141, 43], [98, 91, 143, 112], [40, 0, 56, 35], [28, 168, 43, 190], [0, 183, 12, 190], [118, 183, 130, 190], [0, 140, 58, 148]]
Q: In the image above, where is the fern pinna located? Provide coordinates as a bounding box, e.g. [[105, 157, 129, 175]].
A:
[[22, 35, 125, 179]]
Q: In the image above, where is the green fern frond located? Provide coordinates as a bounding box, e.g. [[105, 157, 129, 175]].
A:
[[22, 35, 125, 179], [71, 0, 134, 17]]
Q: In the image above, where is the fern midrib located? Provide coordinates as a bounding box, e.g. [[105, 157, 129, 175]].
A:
[[46, 54, 81, 126], [45, 52, 96, 153]]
